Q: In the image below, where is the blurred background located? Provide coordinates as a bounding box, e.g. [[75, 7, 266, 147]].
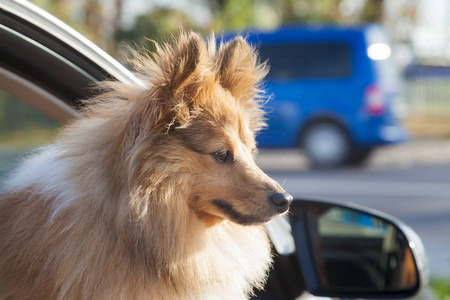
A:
[[0, 0, 449, 298]]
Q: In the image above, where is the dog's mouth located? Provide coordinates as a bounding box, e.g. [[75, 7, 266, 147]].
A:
[[212, 199, 274, 226]]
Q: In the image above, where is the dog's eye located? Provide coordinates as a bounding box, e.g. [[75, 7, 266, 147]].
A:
[[213, 149, 232, 163]]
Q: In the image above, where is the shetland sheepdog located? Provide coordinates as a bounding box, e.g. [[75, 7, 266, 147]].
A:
[[0, 31, 292, 300]]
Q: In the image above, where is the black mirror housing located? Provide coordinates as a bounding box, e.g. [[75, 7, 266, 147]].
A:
[[285, 199, 428, 299]]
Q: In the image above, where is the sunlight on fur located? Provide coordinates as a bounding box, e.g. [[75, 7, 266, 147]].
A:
[[0, 31, 292, 300]]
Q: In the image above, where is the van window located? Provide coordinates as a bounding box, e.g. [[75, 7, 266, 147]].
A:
[[259, 43, 352, 80]]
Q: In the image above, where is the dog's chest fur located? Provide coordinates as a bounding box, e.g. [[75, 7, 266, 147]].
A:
[[0, 147, 272, 300]]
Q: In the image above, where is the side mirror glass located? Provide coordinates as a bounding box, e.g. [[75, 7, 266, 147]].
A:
[[315, 207, 417, 290], [289, 199, 427, 299]]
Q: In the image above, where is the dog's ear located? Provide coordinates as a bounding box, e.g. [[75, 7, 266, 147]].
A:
[[153, 31, 209, 107], [130, 31, 213, 130], [217, 36, 268, 102]]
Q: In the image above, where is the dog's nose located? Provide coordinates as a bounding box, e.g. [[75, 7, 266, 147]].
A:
[[269, 192, 293, 212]]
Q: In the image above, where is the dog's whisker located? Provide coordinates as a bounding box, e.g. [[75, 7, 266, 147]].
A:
[[231, 184, 244, 191]]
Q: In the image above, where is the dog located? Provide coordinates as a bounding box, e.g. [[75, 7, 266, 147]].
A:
[[0, 31, 292, 299]]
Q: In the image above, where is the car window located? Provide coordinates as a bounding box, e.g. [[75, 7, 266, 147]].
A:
[[0, 90, 59, 190], [259, 43, 353, 80]]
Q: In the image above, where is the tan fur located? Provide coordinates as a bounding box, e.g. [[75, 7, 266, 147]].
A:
[[0, 32, 288, 299]]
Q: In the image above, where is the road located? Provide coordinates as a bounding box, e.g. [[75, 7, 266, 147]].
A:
[[257, 149, 450, 279]]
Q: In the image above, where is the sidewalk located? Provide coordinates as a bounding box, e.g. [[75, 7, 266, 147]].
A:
[[255, 138, 450, 171]]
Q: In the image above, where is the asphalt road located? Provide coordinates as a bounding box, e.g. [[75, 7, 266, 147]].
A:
[[257, 149, 450, 279]]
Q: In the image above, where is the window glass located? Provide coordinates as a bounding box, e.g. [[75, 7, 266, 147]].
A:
[[259, 43, 353, 80], [0, 90, 59, 189]]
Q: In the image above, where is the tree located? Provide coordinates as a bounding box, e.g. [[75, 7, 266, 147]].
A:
[[115, 7, 198, 56], [31, 0, 384, 57]]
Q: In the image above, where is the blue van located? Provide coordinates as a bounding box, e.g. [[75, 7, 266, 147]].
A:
[[223, 25, 407, 168]]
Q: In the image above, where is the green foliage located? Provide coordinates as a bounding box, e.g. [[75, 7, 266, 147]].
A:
[[31, 0, 384, 58], [31, 0, 88, 35], [281, 0, 340, 24], [115, 8, 199, 52], [114, 0, 384, 52], [209, 0, 256, 31], [430, 278, 450, 300]]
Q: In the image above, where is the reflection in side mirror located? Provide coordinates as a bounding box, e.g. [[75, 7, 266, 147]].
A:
[[314, 207, 417, 291], [289, 199, 427, 299]]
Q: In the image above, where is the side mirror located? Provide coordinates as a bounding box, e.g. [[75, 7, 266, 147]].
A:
[[269, 199, 428, 299]]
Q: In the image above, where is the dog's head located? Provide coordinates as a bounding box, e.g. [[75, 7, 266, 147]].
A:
[[122, 31, 292, 226]]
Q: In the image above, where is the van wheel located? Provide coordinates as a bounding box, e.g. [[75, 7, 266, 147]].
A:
[[302, 122, 351, 169]]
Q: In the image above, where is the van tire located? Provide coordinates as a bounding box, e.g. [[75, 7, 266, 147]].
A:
[[301, 122, 351, 169]]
